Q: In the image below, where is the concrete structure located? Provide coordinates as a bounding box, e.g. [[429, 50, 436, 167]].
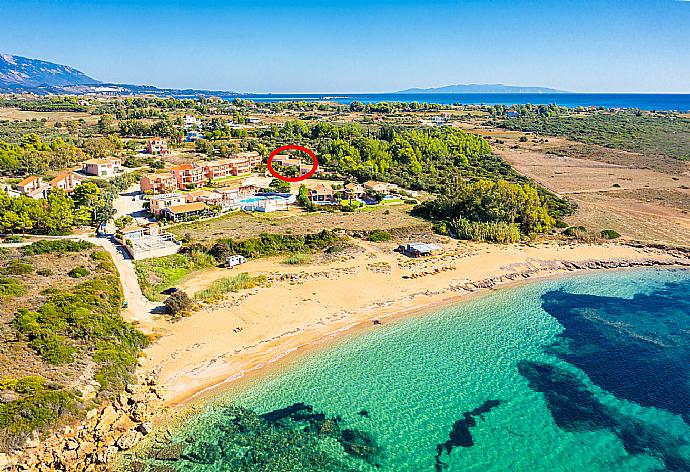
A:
[[117, 223, 181, 260], [146, 137, 171, 155], [184, 115, 200, 130], [148, 193, 187, 216], [140, 173, 177, 194], [82, 158, 122, 177], [50, 172, 82, 193]]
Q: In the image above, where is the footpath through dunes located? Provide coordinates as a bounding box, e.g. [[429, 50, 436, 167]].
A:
[[495, 144, 690, 247], [137, 240, 689, 405]]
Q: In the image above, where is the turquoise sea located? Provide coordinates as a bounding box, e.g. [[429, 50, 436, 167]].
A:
[[131, 268, 690, 471]]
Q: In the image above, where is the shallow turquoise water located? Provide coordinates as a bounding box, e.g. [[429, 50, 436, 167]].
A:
[[139, 268, 690, 471]]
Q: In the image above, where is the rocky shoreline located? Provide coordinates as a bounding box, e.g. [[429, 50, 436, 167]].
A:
[[0, 376, 166, 472], [2, 246, 689, 471]]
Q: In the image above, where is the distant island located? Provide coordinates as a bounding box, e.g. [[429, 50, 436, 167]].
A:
[[397, 84, 571, 94]]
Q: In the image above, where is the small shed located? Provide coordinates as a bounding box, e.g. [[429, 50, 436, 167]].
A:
[[398, 242, 442, 258]]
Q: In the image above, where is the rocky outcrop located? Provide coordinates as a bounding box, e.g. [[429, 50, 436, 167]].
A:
[[1, 377, 166, 471], [450, 257, 690, 294]]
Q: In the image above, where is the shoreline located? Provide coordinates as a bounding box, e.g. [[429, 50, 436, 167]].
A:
[[143, 242, 690, 407]]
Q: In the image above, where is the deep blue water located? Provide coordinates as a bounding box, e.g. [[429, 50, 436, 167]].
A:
[[233, 93, 690, 111]]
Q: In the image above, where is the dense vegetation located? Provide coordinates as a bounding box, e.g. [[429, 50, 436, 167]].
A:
[[413, 180, 556, 240], [0, 244, 147, 449], [493, 107, 690, 160]]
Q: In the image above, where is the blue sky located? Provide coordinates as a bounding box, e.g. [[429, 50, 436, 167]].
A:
[[1, 0, 689, 93]]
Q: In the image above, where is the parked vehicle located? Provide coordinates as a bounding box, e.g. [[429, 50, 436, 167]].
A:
[[226, 255, 247, 268]]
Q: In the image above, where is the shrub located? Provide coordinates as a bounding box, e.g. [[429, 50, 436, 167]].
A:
[[36, 268, 53, 276], [3, 235, 23, 244], [282, 253, 311, 265], [367, 230, 391, 242], [89, 250, 110, 261], [1, 260, 33, 275], [449, 218, 521, 243], [600, 229, 621, 239], [432, 222, 448, 235], [20, 240, 93, 256], [563, 226, 587, 237], [194, 273, 266, 303], [554, 220, 569, 229], [68, 266, 90, 278], [164, 291, 194, 316], [0, 277, 25, 297]]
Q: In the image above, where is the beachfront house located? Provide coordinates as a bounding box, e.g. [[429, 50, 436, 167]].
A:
[[272, 154, 317, 175], [308, 184, 336, 204], [162, 202, 210, 222], [398, 242, 442, 258], [17, 175, 50, 199], [140, 173, 178, 194], [343, 182, 367, 200], [147, 137, 171, 155], [50, 172, 82, 193], [148, 193, 187, 216], [82, 158, 122, 177], [363, 180, 397, 195]]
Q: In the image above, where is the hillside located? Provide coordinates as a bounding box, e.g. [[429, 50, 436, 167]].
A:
[[0, 53, 99, 88], [398, 83, 570, 94]]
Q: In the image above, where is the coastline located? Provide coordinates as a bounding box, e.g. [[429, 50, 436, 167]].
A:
[[139, 240, 690, 407]]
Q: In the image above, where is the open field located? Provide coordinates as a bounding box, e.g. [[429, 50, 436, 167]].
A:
[[168, 204, 425, 243], [497, 144, 690, 246], [0, 107, 98, 125]]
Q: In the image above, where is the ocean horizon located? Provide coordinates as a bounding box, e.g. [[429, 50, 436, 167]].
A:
[[233, 93, 690, 112], [128, 268, 690, 471]]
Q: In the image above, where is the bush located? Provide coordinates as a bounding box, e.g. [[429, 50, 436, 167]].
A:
[[563, 226, 587, 237], [90, 250, 110, 261], [449, 218, 521, 243], [36, 268, 53, 276], [68, 266, 90, 278], [0, 277, 25, 297], [554, 220, 569, 229], [164, 291, 194, 316], [282, 253, 311, 265], [20, 240, 93, 256], [432, 222, 448, 236], [194, 273, 266, 303], [600, 229, 621, 239], [3, 235, 23, 243], [367, 230, 391, 242], [2, 260, 33, 275]]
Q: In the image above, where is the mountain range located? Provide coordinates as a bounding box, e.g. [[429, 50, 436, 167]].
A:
[[0, 53, 239, 98], [1, 53, 569, 97], [398, 84, 570, 94]]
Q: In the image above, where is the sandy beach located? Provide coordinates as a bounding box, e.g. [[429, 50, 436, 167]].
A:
[[138, 239, 687, 405]]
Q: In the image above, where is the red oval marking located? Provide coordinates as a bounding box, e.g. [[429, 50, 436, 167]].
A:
[[267, 145, 318, 183]]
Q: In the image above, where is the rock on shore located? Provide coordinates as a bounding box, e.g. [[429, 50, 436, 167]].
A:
[[0, 377, 166, 471]]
